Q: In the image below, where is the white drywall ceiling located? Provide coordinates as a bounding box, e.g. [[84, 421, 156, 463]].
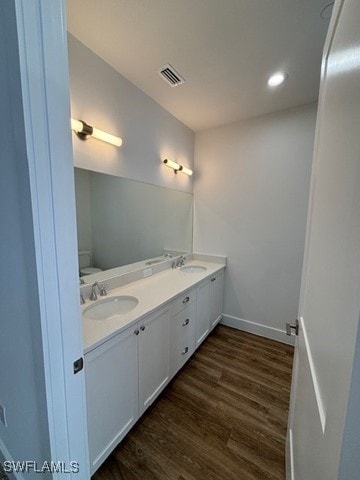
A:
[[67, 0, 331, 132]]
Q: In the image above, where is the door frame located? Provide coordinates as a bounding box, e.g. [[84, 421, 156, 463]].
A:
[[14, 0, 89, 477]]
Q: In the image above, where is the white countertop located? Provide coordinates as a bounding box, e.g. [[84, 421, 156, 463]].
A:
[[82, 260, 225, 353]]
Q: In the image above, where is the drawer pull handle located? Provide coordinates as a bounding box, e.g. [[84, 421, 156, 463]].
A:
[[140, 325, 145, 331], [134, 329, 139, 335], [182, 319, 190, 326], [211, 278, 216, 282], [183, 296, 190, 304], [181, 347, 189, 355]]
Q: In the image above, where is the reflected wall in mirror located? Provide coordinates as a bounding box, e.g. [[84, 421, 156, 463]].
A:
[[74, 168, 193, 277]]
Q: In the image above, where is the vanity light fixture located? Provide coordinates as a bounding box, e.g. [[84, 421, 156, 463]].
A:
[[179, 165, 193, 176], [163, 158, 193, 176], [71, 118, 122, 147]]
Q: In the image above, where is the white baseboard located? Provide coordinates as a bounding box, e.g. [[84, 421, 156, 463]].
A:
[[220, 314, 295, 346]]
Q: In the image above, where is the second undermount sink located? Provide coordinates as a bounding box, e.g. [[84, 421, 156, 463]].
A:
[[180, 265, 207, 273], [83, 295, 139, 320]]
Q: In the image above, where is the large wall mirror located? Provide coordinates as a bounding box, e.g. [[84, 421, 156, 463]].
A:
[[74, 168, 193, 281]]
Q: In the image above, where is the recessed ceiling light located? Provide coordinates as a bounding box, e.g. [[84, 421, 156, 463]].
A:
[[268, 72, 288, 87]]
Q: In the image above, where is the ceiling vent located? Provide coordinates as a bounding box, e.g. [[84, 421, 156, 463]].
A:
[[158, 64, 185, 87]]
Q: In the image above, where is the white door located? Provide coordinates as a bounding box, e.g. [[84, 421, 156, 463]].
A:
[[85, 326, 138, 475], [286, 0, 360, 478], [195, 279, 211, 346], [138, 306, 170, 415], [7, 1, 90, 477], [210, 271, 224, 330]]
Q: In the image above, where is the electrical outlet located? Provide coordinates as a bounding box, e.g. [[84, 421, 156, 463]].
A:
[[143, 268, 152, 278], [0, 404, 7, 427]]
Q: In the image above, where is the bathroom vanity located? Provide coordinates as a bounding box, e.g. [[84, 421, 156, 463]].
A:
[[81, 256, 225, 475]]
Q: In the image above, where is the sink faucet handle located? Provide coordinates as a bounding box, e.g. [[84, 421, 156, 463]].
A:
[[90, 281, 109, 300], [99, 282, 108, 296], [175, 255, 186, 267]]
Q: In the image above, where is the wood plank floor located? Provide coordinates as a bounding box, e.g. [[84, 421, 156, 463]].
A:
[[92, 325, 294, 480]]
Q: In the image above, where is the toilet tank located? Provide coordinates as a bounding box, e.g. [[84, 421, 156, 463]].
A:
[[78, 250, 92, 269]]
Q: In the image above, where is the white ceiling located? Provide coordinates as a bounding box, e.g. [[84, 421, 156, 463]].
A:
[[67, 0, 331, 132]]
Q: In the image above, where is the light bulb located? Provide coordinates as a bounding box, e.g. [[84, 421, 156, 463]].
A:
[[268, 72, 287, 87], [71, 118, 122, 147]]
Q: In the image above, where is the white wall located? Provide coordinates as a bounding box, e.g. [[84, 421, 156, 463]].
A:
[[74, 168, 93, 253], [68, 34, 194, 193], [194, 104, 317, 342], [0, 2, 51, 476]]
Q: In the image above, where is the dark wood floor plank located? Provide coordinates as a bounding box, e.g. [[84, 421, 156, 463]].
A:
[[92, 325, 294, 480], [195, 347, 292, 391]]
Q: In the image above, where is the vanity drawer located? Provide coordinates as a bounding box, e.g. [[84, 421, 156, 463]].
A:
[[171, 304, 196, 346], [172, 288, 196, 316], [170, 301, 196, 376], [171, 343, 193, 375]]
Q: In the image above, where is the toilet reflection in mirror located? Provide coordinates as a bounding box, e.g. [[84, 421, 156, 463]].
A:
[[78, 250, 103, 277]]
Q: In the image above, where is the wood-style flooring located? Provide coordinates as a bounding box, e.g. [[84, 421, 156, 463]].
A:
[[92, 325, 294, 480]]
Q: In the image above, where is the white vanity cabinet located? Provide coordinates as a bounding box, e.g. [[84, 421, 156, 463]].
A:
[[85, 305, 170, 473], [195, 279, 211, 346], [169, 288, 197, 377], [84, 264, 225, 475], [85, 324, 138, 475], [210, 270, 224, 331], [138, 305, 170, 415], [195, 269, 224, 345]]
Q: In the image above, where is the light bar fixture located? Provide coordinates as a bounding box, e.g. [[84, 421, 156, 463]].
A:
[[71, 118, 122, 147], [163, 158, 193, 176]]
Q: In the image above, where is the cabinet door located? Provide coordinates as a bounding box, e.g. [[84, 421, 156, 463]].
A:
[[210, 270, 224, 330], [138, 306, 170, 415], [196, 279, 211, 346], [85, 326, 138, 475], [170, 299, 196, 377]]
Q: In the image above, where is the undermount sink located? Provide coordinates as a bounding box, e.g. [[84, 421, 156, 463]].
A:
[[180, 265, 207, 273], [83, 295, 139, 320]]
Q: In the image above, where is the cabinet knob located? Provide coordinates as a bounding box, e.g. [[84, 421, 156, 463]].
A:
[[134, 329, 139, 335], [181, 347, 189, 355], [182, 319, 190, 326], [183, 296, 190, 304], [140, 325, 145, 331]]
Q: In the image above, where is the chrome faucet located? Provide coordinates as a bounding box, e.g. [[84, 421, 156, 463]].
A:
[[175, 255, 186, 268], [89, 281, 107, 301]]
